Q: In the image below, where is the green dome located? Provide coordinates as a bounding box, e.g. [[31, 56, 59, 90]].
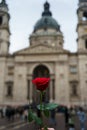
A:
[[34, 16, 60, 31], [34, 2, 60, 32]]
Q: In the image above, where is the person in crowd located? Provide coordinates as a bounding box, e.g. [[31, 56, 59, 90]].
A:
[[11, 107, 15, 121], [63, 106, 69, 127], [19, 107, 24, 121], [77, 107, 86, 130], [3, 106, 7, 117], [23, 109, 28, 121], [50, 109, 56, 125], [68, 107, 75, 130], [0, 108, 3, 118], [6, 106, 12, 121]]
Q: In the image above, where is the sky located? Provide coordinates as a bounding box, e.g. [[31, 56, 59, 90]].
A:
[[5, 0, 78, 53]]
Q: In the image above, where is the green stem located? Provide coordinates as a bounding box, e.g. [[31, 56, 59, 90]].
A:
[[40, 92, 43, 129], [40, 92, 43, 111], [40, 92, 48, 130]]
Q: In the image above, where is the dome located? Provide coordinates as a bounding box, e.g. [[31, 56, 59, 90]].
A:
[[34, 2, 60, 32], [34, 16, 60, 31], [79, 0, 87, 2]]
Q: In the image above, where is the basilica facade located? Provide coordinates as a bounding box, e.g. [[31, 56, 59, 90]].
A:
[[0, 0, 87, 106]]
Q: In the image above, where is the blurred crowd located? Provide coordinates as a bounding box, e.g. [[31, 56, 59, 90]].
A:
[[0, 104, 87, 130], [0, 105, 29, 121]]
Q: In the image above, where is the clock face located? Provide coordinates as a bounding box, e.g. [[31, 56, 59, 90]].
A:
[[84, 28, 87, 32], [52, 43, 55, 46]]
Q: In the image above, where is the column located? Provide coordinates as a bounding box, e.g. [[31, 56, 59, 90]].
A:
[[50, 79, 53, 102], [27, 80, 30, 100], [52, 79, 55, 101], [30, 80, 33, 103]]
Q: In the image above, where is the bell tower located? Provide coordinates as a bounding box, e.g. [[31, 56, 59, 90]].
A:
[[0, 0, 10, 55], [77, 0, 87, 52]]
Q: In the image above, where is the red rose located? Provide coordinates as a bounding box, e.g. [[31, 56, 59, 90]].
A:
[[32, 77, 50, 91]]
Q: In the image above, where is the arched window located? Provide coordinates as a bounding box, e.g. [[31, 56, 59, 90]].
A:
[[58, 42, 62, 47], [33, 65, 50, 78], [70, 81, 78, 97], [0, 16, 2, 25], [72, 84, 77, 96], [7, 85, 13, 96], [6, 82, 13, 97], [82, 12, 87, 21], [85, 39, 87, 49]]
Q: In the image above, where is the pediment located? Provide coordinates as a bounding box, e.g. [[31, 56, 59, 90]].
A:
[[14, 43, 68, 55]]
